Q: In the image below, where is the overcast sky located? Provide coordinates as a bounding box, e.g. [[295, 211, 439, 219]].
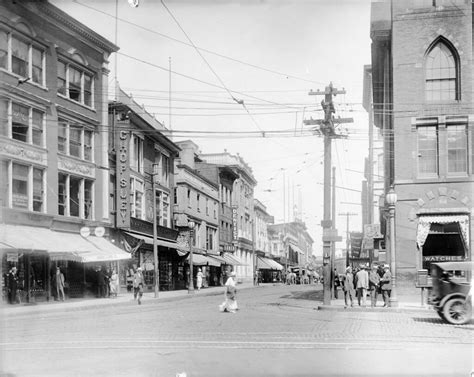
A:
[[51, 0, 372, 256]]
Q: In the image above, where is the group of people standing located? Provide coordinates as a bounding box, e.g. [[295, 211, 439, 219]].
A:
[[96, 266, 119, 299], [338, 264, 393, 308]]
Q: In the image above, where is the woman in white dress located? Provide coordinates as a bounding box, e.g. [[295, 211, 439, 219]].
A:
[[196, 268, 203, 290], [221, 271, 238, 313], [109, 269, 119, 298]]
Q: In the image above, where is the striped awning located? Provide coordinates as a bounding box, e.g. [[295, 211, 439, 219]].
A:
[[257, 257, 283, 270], [222, 252, 247, 266]]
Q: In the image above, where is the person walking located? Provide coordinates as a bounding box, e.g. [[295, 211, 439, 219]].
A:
[[368, 265, 380, 308], [220, 271, 238, 313], [55, 267, 66, 301], [342, 266, 355, 308], [7, 267, 19, 304], [196, 268, 203, 291], [133, 267, 144, 304], [109, 268, 119, 298], [333, 268, 340, 299], [355, 265, 369, 307], [380, 265, 392, 307]]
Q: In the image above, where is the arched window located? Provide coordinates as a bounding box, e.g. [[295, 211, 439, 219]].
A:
[[425, 40, 459, 101]]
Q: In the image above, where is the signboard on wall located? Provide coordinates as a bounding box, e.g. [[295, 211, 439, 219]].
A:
[[116, 121, 131, 229], [232, 206, 238, 240]]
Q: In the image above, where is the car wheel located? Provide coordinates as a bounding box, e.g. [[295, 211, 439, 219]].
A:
[[442, 297, 472, 325]]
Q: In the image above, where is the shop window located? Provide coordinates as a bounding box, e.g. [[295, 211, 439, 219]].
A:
[[425, 40, 459, 101], [447, 124, 467, 174], [417, 126, 438, 176]]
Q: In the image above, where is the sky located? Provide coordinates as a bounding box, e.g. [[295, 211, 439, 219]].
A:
[[51, 0, 373, 256]]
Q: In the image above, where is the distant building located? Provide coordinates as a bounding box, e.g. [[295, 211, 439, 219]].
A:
[[370, 0, 473, 283]]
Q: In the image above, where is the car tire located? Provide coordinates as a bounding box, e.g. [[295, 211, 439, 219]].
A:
[[442, 297, 472, 325]]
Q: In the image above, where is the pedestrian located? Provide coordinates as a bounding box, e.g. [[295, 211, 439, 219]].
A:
[[380, 264, 392, 307], [220, 271, 238, 313], [55, 266, 66, 301], [333, 268, 340, 299], [254, 269, 259, 286], [196, 268, 203, 291], [342, 266, 355, 308], [355, 265, 369, 307], [7, 267, 19, 304], [133, 267, 144, 304], [97, 266, 107, 298], [109, 268, 119, 298], [368, 265, 380, 307]]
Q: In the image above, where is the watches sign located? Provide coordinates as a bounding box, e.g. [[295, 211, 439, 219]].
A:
[[116, 122, 130, 229]]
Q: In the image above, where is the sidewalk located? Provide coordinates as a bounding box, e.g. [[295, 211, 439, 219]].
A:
[[0, 282, 256, 316]]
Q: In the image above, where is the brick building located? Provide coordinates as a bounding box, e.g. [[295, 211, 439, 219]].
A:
[[370, 0, 473, 284]]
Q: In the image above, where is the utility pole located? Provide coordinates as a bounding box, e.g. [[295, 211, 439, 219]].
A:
[[304, 82, 352, 305], [339, 212, 357, 268], [331, 166, 336, 299]]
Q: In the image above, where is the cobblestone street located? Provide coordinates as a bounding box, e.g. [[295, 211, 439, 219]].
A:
[[1, 284, 472, 376]]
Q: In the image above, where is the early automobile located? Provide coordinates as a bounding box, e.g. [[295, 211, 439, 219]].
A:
[[428, 261, 473, 325]]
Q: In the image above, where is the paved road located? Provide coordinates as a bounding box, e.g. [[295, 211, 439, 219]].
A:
[[1, 284, 472, 377]]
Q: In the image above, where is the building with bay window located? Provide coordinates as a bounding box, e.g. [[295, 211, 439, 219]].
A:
[[0, 0, 127, 303], [370, 0, 473, 284]]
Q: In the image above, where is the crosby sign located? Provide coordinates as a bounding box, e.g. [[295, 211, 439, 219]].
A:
[[116, 122, 131, 229]]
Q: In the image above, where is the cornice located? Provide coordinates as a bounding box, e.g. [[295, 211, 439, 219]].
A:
[[28, 2, 118, 54]]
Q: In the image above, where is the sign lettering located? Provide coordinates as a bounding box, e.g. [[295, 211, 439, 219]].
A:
[[116, 122, 130, 228]]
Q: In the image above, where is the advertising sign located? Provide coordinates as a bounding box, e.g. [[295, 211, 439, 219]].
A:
[[116, 122, 131, 228], [232, 206, 238, 240], [350, 232, 363, 258]]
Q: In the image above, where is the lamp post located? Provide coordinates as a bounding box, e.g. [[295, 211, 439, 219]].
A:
[[188, 220, 195, 294], [152, 173, 159, 298], [385, 186, 398, 307]]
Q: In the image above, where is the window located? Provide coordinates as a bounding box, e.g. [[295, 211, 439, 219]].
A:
[[58, 118, 94, 161], [12, 163, 28, 209], [32, 167, 43, 212], [84, 180, 93, 220], [32, 109, 43, 146], [155, 190, 170, 227], [161, 154, 170, 187], [12, 103, 29, 142], [417, 126, 438, 176], [0, 30, 7, 69], [57, 173, 94, 219], [0, 31, 45, 85], [130, 177, 144, 219], [206, 227, 214, 250], [58, 173, 67, 215], [0, 99, 7, 136], [11, 37, 28, 77], [425, 41, 458, 101], [187, 189, 191, 208], [197, 194, 201, 212], [130, 134, 143, 173], [447, 125, 467, 174], [57, 59, 94, 107], [69, 126, 82, 158], [206, 198, 209, 215], [9, 162, 44, 212]]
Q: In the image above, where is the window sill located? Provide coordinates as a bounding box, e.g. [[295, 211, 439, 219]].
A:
[[57, 93, 96, 112], [0, 68, 48, 91]]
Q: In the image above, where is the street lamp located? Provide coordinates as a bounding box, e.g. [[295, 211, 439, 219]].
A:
[[188, 220, 195, 294], [385, 186, 398, 307]]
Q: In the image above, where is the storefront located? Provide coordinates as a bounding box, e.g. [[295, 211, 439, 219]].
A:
[[1, 224, 131, 303], [416, 214, 470, 274], [257, 256, 283, 283]]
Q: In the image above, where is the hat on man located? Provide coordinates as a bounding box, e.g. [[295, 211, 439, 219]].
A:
[[383, 264, 389, 269], [137, 267, 143, 271]]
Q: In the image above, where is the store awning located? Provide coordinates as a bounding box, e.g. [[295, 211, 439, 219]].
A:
[[289, 243, 303, 254], [186, 254, 221, 267], [124, 231, 182, 249], [416, 214, 470, 248], [257, 257, 283, 270], [207, 255, 227, 264], [222, 252, 247, 266], [0, 224, 131, 263]]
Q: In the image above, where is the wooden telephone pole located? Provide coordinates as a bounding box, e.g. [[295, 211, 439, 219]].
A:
[[304, 82, 353, 305]]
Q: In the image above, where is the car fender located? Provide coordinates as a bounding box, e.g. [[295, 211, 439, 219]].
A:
[[439, 292, 467, 309]]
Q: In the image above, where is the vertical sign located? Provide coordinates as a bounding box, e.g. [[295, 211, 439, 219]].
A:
[[116, 122, 130, 228], [232, 206, 238, 241]]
